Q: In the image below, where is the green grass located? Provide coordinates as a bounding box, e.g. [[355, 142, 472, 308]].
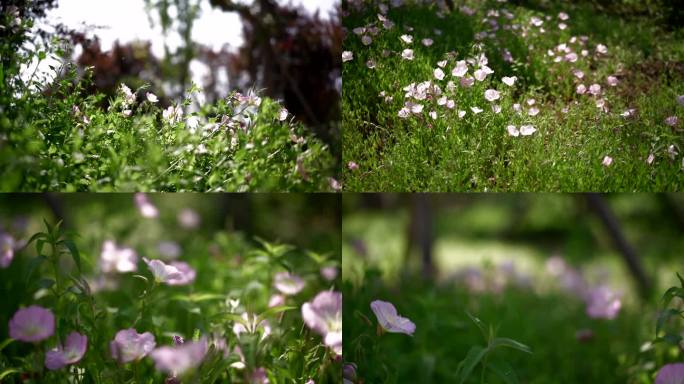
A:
[[341, 194, 684, 383], [342, 0, 684, 191]]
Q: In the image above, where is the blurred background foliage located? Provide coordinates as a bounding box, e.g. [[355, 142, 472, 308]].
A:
[[342, 193, 684, 383]]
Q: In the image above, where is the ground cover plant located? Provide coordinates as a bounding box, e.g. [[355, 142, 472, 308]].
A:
[[342, 0, 684, 191], [0, 194, 342, 383], [0, 2, 338, 192], [342, 194, 684, 383]]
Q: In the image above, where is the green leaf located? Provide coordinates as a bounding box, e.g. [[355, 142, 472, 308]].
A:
[[132, 275, 149, 284], [457, 345, 488, 384], [490, 337, 533, 354], [24, 231, 48, 248], [36, 278, 55, 289], [172, 293, 226, 303], [488, 360, 519, 384], [662, 332, 684, 346], [656, 308, 682, 335], [256, 305, 296, 324], [0, 368, 20, 380], [25, 255, 48, 282], [212, 312, 249, 326], [0, 338, 14, 352], [661, 286, 684, 307], [466, 311, 488, 341], [62, 239, 81, 273]]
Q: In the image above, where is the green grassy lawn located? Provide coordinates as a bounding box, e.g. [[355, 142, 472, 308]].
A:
[[342, 0, 684, 191]]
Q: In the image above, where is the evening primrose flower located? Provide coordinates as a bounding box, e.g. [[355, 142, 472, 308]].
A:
[[421, 38, 433, 46], [100, 240, 137, 273], [401, 49, 414, 60], [370, 300, 415, 335], [602, 156, 613, 167], [576, 84, 587, 95], [233, 313, 271, 341], [508, 125, 536, 136], [606, 76, 618, 87], [434, 68, 445, 81], [0, 233, 15, 268], [45, 332, 88, 370], [589, 84, 602, 96], [400, 34, 413, 44], [665, 116, 678, 127], [166, 262, 196, 286], [177, 208, 200, 229], [342, 51, 353, 62], [460, 77, 474, 88], [143, 258, 183, 284], [655, 363, 684, 384], [484, 89, 500, 102], [452, 60, 468, 77], [361, 35, 372, 45], [273, 272, 305, 295], [9, 306, 55, 342], [596, 44, 608, 55], [146, 92, 159, 103], [110, 329, 156, 363], [134, 193, 158, 218], [277, 108, 288, 121], [163, 105, 183, 124], [585, 286, 621, 319], [302, 291, 342, 355], [501, 76, 516, 86], [150, 338, 208, 375]]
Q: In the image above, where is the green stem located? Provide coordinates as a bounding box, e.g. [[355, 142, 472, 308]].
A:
[[480, 353, 489, 384]]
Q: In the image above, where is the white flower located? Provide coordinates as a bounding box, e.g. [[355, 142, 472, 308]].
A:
[[528, 107, 540, 116], [474, 69, 487, 81], [146, 93, 158, 103], [470, 106, 483, 114], [576, 84, 587, 95], [458, 110, 466, 118], [520, 125, 536, 136], [602, 155, 613, 166], [398, 108, 410, 118], [100, 240, 137, 273], [596, 44, 608, 54], [361, 35, 372, 45], [342, 51, 353, 62], [492, 105, 501, 114], [646, 153, 655, 165], [163, 105, 183, 124], [143, 258, 183, 284], [401, 49, 414, 60], [460, 77, 474, 88], [429, 111, 438, 120], [421, 38, 433, 46], [606, 76, 618, 87], [437, 60, 447, 68], [452, 60, 468, 77], [484, 89, 500, 102], [589, 84, 602, 96], [446, 99, 455, 109], [278, 108, 288, 121], [502, 76, 516, 86], [186, 116, 200, 131], [400, 34, 413, 44], [506, 125, 519, 137], [434, 68, 445, 80]]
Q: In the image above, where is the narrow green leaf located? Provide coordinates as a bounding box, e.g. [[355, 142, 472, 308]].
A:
[[0, 368, 20, 380], [24, 231, 48, 248], [458, 345, 488, 384], [172, 293, 225, 303], [656, 308, 682, 335], [62, 239, 81, 273], [488, 360, 519, 384], [465, 311, 488, 340], [0, 338, 14, 352], [490, 337, 533, 354], [256, 305, 296, 324]]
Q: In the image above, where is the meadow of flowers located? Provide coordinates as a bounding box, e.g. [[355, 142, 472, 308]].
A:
[[342, 0, 684, 191], [0, 194, 341, 383], [341, 194, 684, 383]]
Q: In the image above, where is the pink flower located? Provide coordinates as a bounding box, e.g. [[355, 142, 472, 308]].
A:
[[647, 153, 655, 165], [401, 49, 414, 60], [166, 262, 196, 286], [177, 208, 200, 229], [596, 44, 608, 54], [586, 286, 621, 319], [370, 300, 415, 335], [342, 51, 353, 62], [528, 107, 540, 116], [146, 92, 159, 103], [589, 83, 601, 96], [421, 38, 433, 46], [150, 338, 208, 375], [484, 89, 500, 102], [9, 306, 55, 342], [501, 76, 516, 86], [361, 35, 372, 45], [451, 60, 468, 77], [268, 294, 285, 308], [665, 116, 679, 127], [277, 108, 288, 121], [320, 266, 338, 281], [606, 76, 618, 86], [273, 272, 305, 295], [45, 332, 87, 370], [400, 34, 413, 44], [576, 84, 587, 95], [519, 125, 536, 136], [134, 193, 158, 218], [163, 105, 183, 124], [302, 291, 342, 355], [328, 178, 342, 191], [602, 155, 613, 167], [434, 68, 445, 81], [460, 77, 475, 88], [0, 233, 15, 268], [143, 258, 183, 284], [347, 161, 359, 171], [110, 329, 156, 363], [100, 240, 137, 273], [251, 367, 270, 384], [655, 363, 684, 384]]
